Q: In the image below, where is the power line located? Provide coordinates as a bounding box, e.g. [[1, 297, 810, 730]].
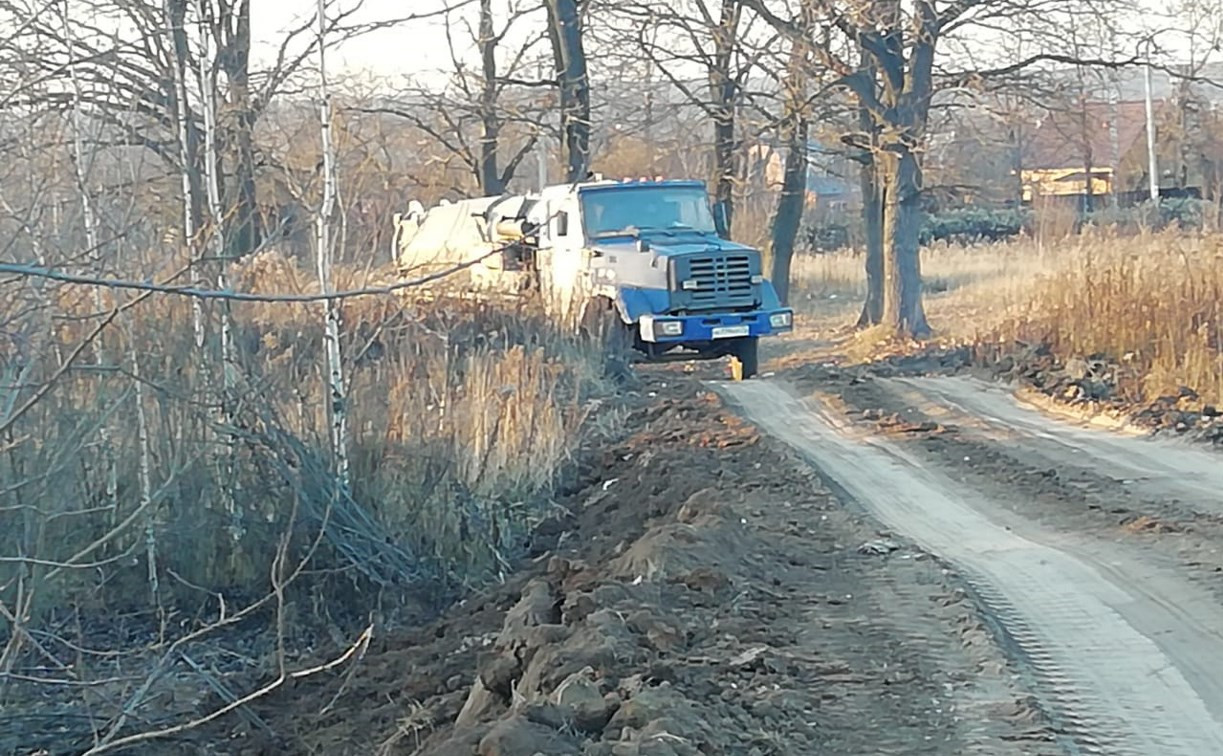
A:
[[0, 247, 505, 304]]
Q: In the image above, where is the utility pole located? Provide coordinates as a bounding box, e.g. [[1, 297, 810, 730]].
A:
[[1144, 43, 1160, 202], [1108, 88, 1120, 207]]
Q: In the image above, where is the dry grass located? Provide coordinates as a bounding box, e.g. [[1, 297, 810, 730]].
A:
[[0, 250, 611, 626], [788, 231, 1223, 406], [999, 233, 1223, 405]]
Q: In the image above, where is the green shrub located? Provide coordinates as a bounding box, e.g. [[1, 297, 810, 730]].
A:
[[1081, 198, 1211, 231], [919, 207, 1030, 245]]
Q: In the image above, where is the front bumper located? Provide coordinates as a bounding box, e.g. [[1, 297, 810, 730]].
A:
[[638, 309, 794, 343]]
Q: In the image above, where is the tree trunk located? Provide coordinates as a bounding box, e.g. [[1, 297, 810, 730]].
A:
[[857, 159, 884, 326], [166, 0, 205, 237], [712, 108, 736, 232], [853, 46, 883, 327], [197, 0, 242, 535], [769, 116, 806, 306], [709, 0, 741, 234], [316, 0, 350, 488], [768, 21, 809, 307], [217, 0, 259, 258], [546, 0, 590, 182], [877, 3, 935, 339], [164, 0, 206, 354], [880, 146, 930, 338], [478, 0, 504, 195]]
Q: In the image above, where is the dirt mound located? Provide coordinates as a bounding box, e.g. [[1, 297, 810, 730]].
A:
[[194, 374, 1053, 756], [980, 341, 1223, 445], [206, 383, 781, 754]]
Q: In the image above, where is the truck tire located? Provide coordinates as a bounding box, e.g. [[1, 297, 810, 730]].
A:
[[729, 336, 759, 379], [580, 299, 633, 379]]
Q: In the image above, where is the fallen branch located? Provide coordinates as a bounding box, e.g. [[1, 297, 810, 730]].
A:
[[79, 624, 374, 756]]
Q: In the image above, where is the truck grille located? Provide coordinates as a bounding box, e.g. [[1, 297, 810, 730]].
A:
[[669, 253, 757, 311]]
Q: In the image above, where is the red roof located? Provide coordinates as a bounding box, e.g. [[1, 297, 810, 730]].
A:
[[1022, 100, 1161, 171]]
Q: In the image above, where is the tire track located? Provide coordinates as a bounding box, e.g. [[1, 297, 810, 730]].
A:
[[887, 375, 1223, 516], [714, 378, 1223, 756]]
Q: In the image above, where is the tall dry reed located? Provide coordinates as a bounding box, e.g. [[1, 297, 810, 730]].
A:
[[787, 231, 1223, 405]]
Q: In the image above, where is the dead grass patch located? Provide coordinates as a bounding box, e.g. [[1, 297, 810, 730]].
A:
[[787, 230, 1223, 406], [1, 250, 612, 626]]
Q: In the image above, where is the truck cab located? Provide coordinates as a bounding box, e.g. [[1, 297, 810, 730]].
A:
[[526, 178, 793, 378]]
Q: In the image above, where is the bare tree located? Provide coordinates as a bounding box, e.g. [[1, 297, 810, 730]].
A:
[[546, 0, 591, 181], [745, 0, 1135, 337], [350, 0, 549, 197], [603, 0, 763, 232]]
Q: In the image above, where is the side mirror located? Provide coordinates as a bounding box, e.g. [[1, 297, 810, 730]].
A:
[[712, 201, 729, 239], [556, 211, 570, 237]]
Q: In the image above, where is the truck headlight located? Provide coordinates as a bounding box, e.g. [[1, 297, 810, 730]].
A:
[[750, 274, 764, 284], [681, 279, 698, 290], [769, 312, 792, 328], [656, 320, 684, 336]]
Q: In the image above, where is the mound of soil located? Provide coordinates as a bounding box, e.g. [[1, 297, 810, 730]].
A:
[[194, 374, 1050, 756], [979, 342, 1223, 445], [216, 382, 787, 755]]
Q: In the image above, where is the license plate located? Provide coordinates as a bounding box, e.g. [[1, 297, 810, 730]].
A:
[[711, 324, 749, 339]]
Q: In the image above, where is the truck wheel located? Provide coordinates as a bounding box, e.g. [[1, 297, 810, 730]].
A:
[[729, 337, 759, 379], [580, 300, 634, 379]]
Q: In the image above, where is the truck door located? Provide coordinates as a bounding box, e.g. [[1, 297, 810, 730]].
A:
[[539, 197, 584, 322]]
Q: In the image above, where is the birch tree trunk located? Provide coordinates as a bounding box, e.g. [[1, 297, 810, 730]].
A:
[[61, 0, 118, 512], [129, 326, 157, 605], [316, 0, 350, 488], [195, 0, 242, 536]]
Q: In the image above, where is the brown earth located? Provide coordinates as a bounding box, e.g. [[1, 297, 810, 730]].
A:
[[186, 371, 1055, 755], [75, 326, 1223, 756], [788, 361, 1223, 604], [721, 353, 1223, 753]]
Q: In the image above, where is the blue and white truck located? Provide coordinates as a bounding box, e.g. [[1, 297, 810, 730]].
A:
[[393, 176, 794, 378]]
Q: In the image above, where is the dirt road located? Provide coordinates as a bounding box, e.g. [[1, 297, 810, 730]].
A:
[[717, 374, 1223, 756]]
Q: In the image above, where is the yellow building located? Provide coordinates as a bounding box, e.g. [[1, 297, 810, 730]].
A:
[[1020, 99, 1164, 202]]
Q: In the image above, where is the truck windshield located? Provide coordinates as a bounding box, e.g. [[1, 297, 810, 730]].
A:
[[581, 186, 717, 238]]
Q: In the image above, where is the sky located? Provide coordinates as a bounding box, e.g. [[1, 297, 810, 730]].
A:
[[249, 0, 486, 84], [248, 0, 1201, 88]]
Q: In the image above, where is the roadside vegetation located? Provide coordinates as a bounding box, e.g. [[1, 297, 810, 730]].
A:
[[1, 253, 612, 617], [789, 225, 1223, 408]]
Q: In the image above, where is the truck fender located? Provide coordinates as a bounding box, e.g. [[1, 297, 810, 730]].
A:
[[612, 287, 669, 325], [758, 279, 784, 310]]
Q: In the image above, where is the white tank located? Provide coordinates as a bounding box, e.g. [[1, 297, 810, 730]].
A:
[[393, 194, 532, 291]]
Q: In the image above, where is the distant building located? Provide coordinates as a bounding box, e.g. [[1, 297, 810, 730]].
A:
[[1019, 99, 1172, 203]]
